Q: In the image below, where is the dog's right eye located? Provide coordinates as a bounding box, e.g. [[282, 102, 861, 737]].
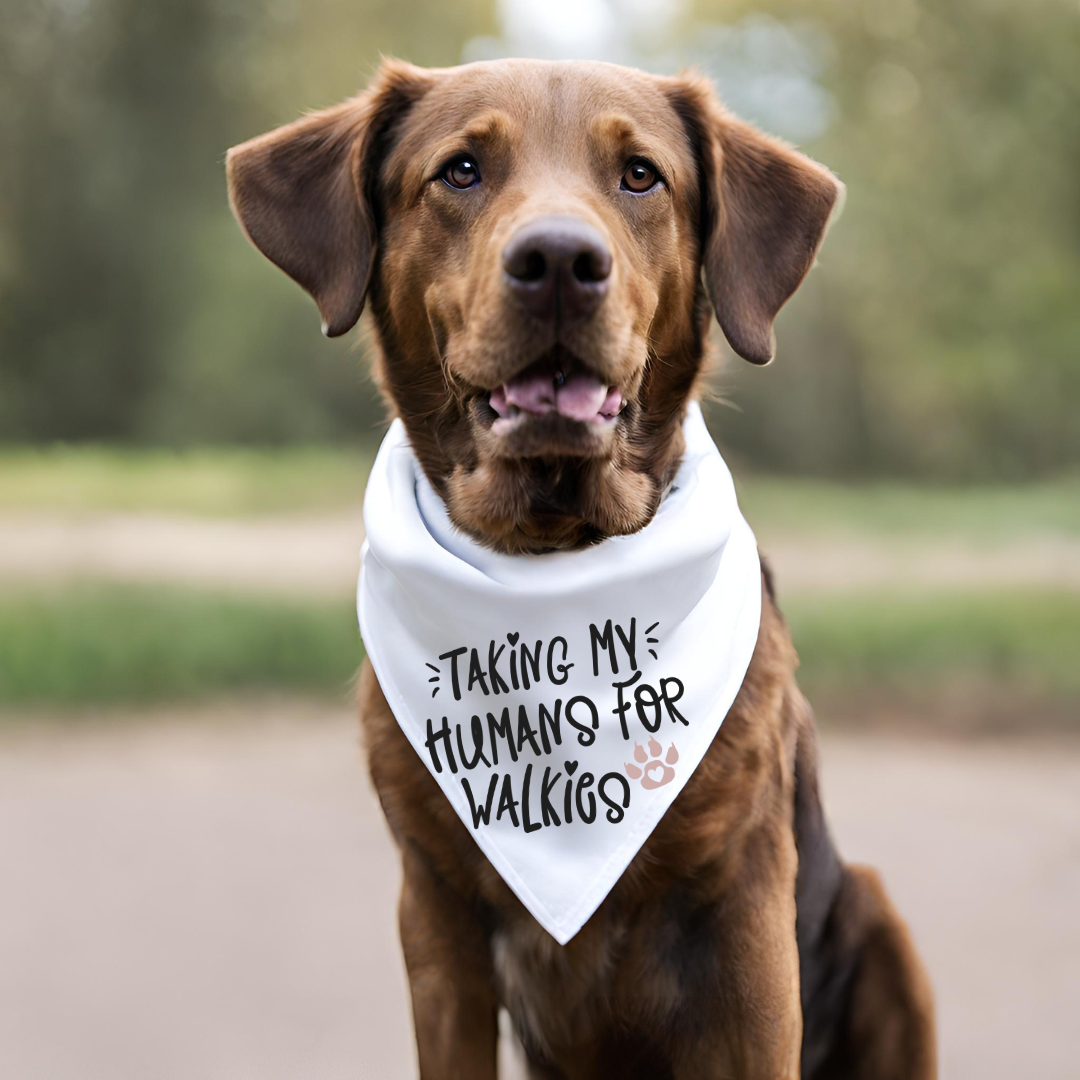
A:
[[442, 157, 481, 190]]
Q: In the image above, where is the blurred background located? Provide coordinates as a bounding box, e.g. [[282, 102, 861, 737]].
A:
[[1, 0, 1078, 1077]]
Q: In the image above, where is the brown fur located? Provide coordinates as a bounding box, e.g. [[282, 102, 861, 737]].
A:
[[228, 58, 936, 1078]]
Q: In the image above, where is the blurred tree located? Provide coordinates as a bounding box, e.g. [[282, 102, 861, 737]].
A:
[[0, 0, 1077, 478], [698, 0, 1080, 478], [0, 0, 494, 444]]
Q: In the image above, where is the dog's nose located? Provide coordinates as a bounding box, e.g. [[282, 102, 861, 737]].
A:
[[502, 214, 612, 322]]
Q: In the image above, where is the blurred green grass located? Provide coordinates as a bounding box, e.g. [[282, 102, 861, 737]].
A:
[[3, 448, 1077, 719], [2, 583, 1077, 716], [737, 475, 1080, 541], [787, 592, 1080, 701], [4, 444, 1080, 540], [0, 585, 363, 707], [0, 446, 377, 517]]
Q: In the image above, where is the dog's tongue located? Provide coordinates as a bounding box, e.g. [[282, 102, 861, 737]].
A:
[[491, 370, 623, 423]]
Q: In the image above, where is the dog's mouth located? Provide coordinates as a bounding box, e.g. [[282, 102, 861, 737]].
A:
[[483, 350, 625, 437]]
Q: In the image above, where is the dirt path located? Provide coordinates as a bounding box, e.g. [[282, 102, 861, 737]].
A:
[[1, 706, 1077, 1079], [2, 512, 1079, 595], [0, 512, 365, 597]]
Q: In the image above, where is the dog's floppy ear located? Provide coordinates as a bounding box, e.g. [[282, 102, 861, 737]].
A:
[[668, 74, 844, 365], [226, 60, 433, 337]]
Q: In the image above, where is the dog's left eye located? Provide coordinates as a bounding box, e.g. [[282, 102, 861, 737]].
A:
[[442, 157, 481, 189], [621, 159, 660, 194]]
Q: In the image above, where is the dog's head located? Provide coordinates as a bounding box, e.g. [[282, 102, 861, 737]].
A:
[[227, 59, 841, 553]]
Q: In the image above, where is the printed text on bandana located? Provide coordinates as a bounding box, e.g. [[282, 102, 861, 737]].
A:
[[422, 618, 688, 832]]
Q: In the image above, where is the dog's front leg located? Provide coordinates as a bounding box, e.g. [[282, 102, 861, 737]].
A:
[[398, 845, 499, 1079], [673, 838, 802, 1080]]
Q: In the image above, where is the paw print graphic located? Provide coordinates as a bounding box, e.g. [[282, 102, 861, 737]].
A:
[[624, 736, 679, 790]]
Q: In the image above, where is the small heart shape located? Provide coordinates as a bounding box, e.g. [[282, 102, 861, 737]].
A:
[[507, 632, 519, 646], [564, 760, 578, 775], [647, 763, 665, 780]]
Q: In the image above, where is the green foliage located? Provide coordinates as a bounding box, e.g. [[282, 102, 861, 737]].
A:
[[0, 585, 362, 706]]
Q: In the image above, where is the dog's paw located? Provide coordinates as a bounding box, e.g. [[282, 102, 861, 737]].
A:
[[624, 736, 678, 790]]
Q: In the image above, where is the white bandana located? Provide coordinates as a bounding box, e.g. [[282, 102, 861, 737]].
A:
[[357, 404, 761, 944]]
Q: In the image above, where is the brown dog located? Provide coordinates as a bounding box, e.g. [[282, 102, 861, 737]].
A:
[[227, 58, 936, 1080]]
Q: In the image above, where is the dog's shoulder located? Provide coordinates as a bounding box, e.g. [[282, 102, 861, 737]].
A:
[[359, 662, 510, 905]]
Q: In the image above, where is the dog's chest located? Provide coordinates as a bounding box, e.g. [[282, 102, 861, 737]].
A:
[[491, 915, 625, 1055]]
